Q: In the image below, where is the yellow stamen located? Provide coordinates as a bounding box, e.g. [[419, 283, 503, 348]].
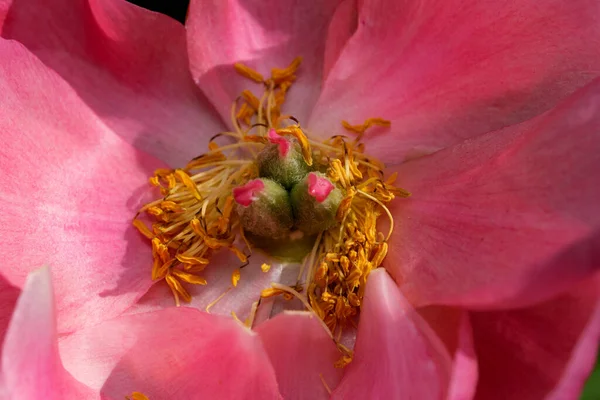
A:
[[234, 62, 264, 83], [342, 117, 391, 141], [241, 89, 261, 110], [206, 287, 232, 313], [126, 392, 150, 400], [319, 374, 333, 395], [245, 300, 260, 328], [229, 246, 248, 263], [135, 58, 410, 369], [277, 125, 313, 166], [260, 287, 285, 298], [166, 273, 192, 304], [231, 268, 241, 287], [132, 219, 153, 239], [172, 269, 208, 285], [270, 56, 302, 84], [174, 169, 203, 201], [175, 254, 209, 265], [261, 263, 271, 273]]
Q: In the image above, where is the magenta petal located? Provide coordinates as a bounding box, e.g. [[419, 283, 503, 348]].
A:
[[0, 0, 224, 166], [186, 0, 347, 124], [309, 0, 600, 164], [387, 78, 600, 308], [59, 308, 282, 399], [0, 40, 163, 332], [331, 269, 452, 399], [1, 268, 96, 399], [256, 312, 343, 400], [471, 277, 600, 400]]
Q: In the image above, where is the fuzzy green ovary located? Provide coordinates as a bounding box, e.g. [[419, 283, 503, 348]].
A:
[[236, 178, 294, 238], [290, 172, 343, 236], [240, 145, 342, 239], [256, 140, 312, 190]]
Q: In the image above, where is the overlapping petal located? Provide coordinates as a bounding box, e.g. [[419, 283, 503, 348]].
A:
[[256, 312, 343, 400], [331, 269, 454, 399], [447, 314, 478, 400], [418, 306, 479, 400], [0, 0, 224, 166], [0, 39, 163, 332], [1, 268, 284, 400], [386, 77, 600, 308], [0, 268, 96, 399], [186, 0, 349, 124], [309, 0, 600, 164], [59, 308, 282, 399], [471, 276, 600, 400]]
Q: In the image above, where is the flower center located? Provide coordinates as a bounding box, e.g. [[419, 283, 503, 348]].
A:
[[133, 58, 410, 365]]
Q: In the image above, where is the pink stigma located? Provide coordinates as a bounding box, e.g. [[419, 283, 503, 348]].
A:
[[308, 173, 334, 203], [267, 128, 291, 157], [233, 179, 265, 207]]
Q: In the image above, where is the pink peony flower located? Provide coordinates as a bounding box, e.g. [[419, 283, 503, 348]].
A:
[[1, 0, 599, 399]]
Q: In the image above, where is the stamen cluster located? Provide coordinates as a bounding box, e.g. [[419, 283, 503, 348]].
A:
[[133, 58, 409, 366]]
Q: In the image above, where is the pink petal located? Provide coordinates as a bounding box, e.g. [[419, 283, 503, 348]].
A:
[[58, 308, 282, 399], [470, 276, 600, 400], [417, 307, 479, 400], [309, 0, 600, 164], [0, 0, 224, 166], [186, 0, 350, 124], [386, 77, 600, 308], [1, 267, 96, 399], [331, 269, 452, 399], [447, 314, 478, 400], [322, 0, 358, 82], [0, 39, 163, 332], [256, 312, 343, 400]]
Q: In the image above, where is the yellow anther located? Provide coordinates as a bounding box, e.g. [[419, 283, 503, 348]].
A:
[[234, 62, 264, 83], [149, 176, 160, 187], [165, 273, 192, 304], [241, 89, 261, 110], [336, 190, 355, 222], [132, 219, 154, 239], [270, 56, 302, 84], [174, 169, 202, 201], [260, 287, 285, 298], [372, 242, 388, 268], [242, 135, 269, 144], [231, 268, 241, 287], [261, 263, 271, 273], [276, 125, 313, 166], [172, 269, 208, 285], [126, 392, 150, 400], [341, 117, 391, 140], [228, 246, 248, 263], [160, 201, 184, 212]]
